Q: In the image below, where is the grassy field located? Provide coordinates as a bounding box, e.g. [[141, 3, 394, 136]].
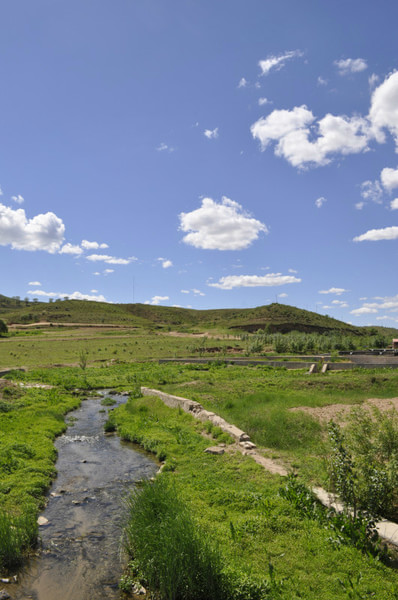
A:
[[2, 328, 398, 597]]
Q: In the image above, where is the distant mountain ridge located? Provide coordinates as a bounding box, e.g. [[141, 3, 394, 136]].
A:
[[1, 294, 397, 337]]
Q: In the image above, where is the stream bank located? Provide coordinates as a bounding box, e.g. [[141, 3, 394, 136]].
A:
[[7, 392, 156, 600]]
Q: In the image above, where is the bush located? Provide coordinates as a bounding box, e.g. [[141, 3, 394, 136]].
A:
[[328, 407, 398, 520], [0, 319, 8, 337]]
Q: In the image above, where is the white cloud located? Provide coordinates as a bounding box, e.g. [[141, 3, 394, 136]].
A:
[[192, 288, 205, 296], [258, 50, 303, 76], [355, 202, 365, 210], [279, 293, 288, 298], [0, 203, 65, 253], [360, 180, 383, 203], [258, 97, 271, 106], [158, 258, 173, 269], [315, 196, 327, 208], [353, 226, 398, 242], [350, 306, 378, 315], [28, 281, 41, 286], [369, 71, 398, 148], [81, 239, 109, 250], [369, 73, 379, 89], [390, 199, 398, 210], [319, 287, 348, 295], [59, 243, 83, 255], [332, 299, 349, 307], [238, 77, 248, 88], [380, 167, 398, 191], [11, 195, 24, 204], [251, 107, 370, 168], [145, 295, 169, 305], [27, 289, 107, 302], [104, 268, 114, 274], [86, 254, 131, 265], [179, 196, 268, 251], [91, 289, 98, 293], [204, 127, 219, 139], [208, 273, 301, 290], [250, 72, 398, 169], [156, 142, 175, 153], [288, 268, 298, 273], [0, 186, 3, 196], [334, 58, 368, 75], [181, 289, 190, 294], [317, 76, 328, 86]]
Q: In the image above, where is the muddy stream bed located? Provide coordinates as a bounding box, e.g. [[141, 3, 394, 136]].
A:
[[8, 392, 157, 600]]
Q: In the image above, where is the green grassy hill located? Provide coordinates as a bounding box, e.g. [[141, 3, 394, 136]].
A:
[[2, 293, 395, 337]]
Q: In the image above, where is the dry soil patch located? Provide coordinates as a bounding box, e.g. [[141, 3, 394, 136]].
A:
[[290, 397, 398, 424]]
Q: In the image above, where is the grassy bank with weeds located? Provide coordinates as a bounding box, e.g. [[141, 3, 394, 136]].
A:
[[0, 381, 80, 571], [109, 393, 398, 600], [7, 362, 398, 486]]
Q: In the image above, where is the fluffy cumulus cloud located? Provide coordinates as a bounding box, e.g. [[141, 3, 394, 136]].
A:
[[318, 287, 348, 295], [204, 127, 219, 139], [179, 197, 268, 251], [390, 199, 398, 210], [251, 71, 398, 169], [251, 106, 370, 168], [59, 243, 83, 255], [352, 295, 398, 317], [27, 289, 107, 302], [380, 167, 398, 191], [238, 77, 248, 88], [0, 203, 65, 253], [353, 226, 398, 242], [208, 273, 301, 290], [258, 50, 303, 76], [85, 254, 132, 265], [145, 295, 169, 305], [334, 58, 368, 75], [350, 306, 378, 316], [81, 239, 108, 250], [158, 257, 173, 269], [369, 71, 398, 147], [11, 195, 24, 204]]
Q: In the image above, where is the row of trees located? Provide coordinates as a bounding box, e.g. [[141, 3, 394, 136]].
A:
[[240, 330, 390, 355]]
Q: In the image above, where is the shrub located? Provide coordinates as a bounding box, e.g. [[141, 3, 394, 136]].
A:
[[0, 319, 8, 337], [328, 407, 398, 520]]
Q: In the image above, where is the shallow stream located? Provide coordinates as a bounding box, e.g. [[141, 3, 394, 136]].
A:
[[9, 392, 156, 600]]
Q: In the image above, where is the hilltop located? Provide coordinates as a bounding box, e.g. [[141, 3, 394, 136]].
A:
[[2, 294, 397, 337]]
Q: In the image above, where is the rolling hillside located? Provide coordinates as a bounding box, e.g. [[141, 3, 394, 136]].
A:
[[1, 294, 395, 337]]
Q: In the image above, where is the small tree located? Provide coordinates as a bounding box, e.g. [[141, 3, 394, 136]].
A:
[[0, 319, 8, 336], [78, 349, 89, 371]]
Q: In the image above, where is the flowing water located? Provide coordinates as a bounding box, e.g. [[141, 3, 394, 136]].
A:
[[8, 392, 156, 600]]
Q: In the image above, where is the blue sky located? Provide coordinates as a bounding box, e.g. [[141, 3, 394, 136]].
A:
[[1, 0, 398, 326]]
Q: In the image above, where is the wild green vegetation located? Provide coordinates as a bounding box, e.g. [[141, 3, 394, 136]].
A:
[[109, 392, 398, 599], [328, 407, 398, 520], [0, 380, 79, 570], [2, 313, 398, 596], [2, 293, 398, 338]]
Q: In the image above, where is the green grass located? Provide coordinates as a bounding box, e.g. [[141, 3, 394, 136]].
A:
[[0, 381, 80, 570], [111, 393, 398, 600], [3, 360, 398, 588]]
